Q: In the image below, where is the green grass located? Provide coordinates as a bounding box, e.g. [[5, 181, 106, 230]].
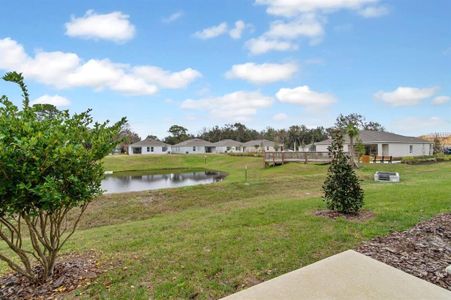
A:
[[2, 154, 451, 299]]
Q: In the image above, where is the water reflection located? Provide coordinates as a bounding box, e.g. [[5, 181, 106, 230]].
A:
[[102, 170, 226, 194]]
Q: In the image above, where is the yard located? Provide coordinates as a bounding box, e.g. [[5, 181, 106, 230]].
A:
[[2, 155, 451, 299]]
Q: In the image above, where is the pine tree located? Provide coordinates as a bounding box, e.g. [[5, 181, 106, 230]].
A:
[[322, 129, 364, 214]]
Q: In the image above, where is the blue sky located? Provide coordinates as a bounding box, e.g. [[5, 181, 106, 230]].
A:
[[0, 0, 450, 138]]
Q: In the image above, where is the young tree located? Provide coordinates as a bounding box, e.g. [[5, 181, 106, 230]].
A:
[[0, 72, 125, 283], [433, 133, 443, 154], [322, 129, 364, 214]]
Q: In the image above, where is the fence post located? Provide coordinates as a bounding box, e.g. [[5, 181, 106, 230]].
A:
[[282, 152, 285, 165], [304, 152, 308, 164]]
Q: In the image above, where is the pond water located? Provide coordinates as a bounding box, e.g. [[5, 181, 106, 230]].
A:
[[101, 170, 226, 194]]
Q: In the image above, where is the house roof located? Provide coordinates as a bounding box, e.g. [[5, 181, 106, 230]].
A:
[[243, 139, 276, 147], [213, 139, 243, 147], [316, 130, 432, 145], [173, 138, 216, 147], [130, 138, 169, 147]]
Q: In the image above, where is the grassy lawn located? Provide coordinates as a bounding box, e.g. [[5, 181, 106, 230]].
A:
[[2, 154, 451, 299]]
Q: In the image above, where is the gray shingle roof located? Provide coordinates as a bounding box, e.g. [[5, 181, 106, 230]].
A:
[[243, 139, 276, 147], [316, 130, 432, 145], [173, 138, 216, 147], [130, 138, 169, 147], [213, 139, 243, 147]]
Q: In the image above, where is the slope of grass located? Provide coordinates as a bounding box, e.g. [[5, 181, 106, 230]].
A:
[[2, 154, 451, 299]]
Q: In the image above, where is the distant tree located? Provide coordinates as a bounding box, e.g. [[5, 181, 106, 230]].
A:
[[146, 134, 159, 140], [164, 125, 190, 144], [336, 113, 365, 129], [336, 113, 385, 132], [363, 121, 385, 132], [433, 134, 443, 154], [322, 129, 364, 214], [33, 103, 60, 120], [116, 123, 140, 153], [0, 72, 125, 283]]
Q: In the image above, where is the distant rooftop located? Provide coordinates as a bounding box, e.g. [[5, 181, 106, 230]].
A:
[[213, 139, 243, 147], [243, 139, 276, 147], [316, 130, 431, 145], [173, 138, 216, 147], [130, 138, 169, 147]]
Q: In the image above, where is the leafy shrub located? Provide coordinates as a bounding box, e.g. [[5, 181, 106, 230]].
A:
[[0, 72, 125, 282], [322, 129, 364, 214], [401, 156, 437, 165]]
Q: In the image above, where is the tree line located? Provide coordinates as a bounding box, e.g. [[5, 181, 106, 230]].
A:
[[117, 113, 385, 153]]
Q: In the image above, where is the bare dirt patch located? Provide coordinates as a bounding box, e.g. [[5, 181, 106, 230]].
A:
[[0, 251, 102, 300], [314, 209, 375, 221], [357, 213, 451, 290]]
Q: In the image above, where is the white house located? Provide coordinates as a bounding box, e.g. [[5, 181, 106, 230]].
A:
[[243, 139, 279, 152], [172, 138, 216, 154], [213, 139, 243, 153], [314, 130, 433, 157], [128, 138, 170, 155]]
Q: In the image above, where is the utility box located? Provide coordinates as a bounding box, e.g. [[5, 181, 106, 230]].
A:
[[374, 172, 400, 182]]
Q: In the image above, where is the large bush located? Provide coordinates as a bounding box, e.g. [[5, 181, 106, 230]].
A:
[[0, 72, 125, 282], [322, 129, 364, 214]]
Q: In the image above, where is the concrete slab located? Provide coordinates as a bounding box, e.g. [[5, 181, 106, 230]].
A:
[[221, 250, 451, 300]]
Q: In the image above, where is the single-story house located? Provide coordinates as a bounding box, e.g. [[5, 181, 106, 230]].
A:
[[172, 138, 216, 154], [128, 138, 170, 155], [243, 139, 279, 152], [213, 139, 243, 153], [314, 130, 433, 157]]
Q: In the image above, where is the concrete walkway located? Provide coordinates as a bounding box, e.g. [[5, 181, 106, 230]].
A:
[[221, 250, 451, 300]]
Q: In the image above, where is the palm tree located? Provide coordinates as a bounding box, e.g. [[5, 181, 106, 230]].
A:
[[346, 123, 359, 168]]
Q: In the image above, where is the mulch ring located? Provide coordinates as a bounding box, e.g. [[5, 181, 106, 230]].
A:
[[314, 209, 375, 221], [356, 213, 451, 290], [0, 251, 102, 300]]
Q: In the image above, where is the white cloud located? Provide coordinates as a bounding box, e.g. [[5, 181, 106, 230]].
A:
[[181, 91, 273, 121], [225, 62, 298, 84], [374, 86, 438, 106], [162, 11, 184, 23], [391, 116, 449, 136], [65, 10, 135, 43], [246, 36, 297, 55], [194, 20, 250, 40], [245, 14, 324, 55], [273, 112, 288, 121], [194, 22, 228, 39], [229, 20, 246, 39], [432, 96, 450, 105], [31, 95, 71, 107], [133, 66, 201, 89], [0, 37, 201, 96], [266, 14, 324, 40], [276, 85, 336, 110], [255, 0, 379, 17], [358, 5, 389, 17]]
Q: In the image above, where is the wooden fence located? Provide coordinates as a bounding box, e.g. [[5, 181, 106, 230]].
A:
[[263, 151, 331, 167]]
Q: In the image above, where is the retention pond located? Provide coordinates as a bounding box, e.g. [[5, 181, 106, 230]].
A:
[[102, 170, 226, 194]]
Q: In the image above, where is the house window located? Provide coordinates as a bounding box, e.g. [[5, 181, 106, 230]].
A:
[[162, 146, 168, 152], [409, 145, 413, 154], [151, 147, 154, 152], [226, 147, 231, 151], [147, 147, 150, 152], [193, 146, 196, 152], [266, 146, 270, 151]]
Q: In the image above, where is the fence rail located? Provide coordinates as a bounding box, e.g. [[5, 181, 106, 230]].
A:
[[263, 151, 331, 167]]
